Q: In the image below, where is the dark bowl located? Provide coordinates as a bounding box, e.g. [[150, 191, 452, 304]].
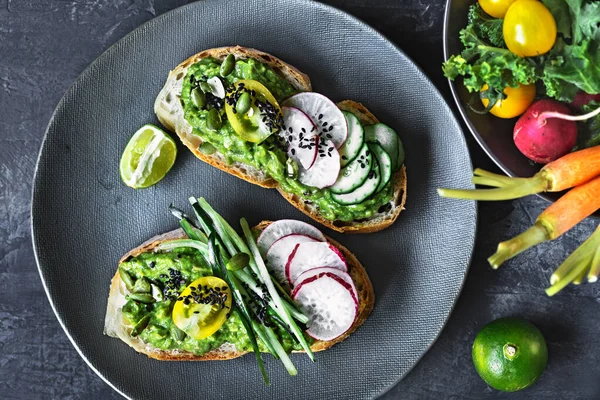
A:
[[442, 0, 562, 205]]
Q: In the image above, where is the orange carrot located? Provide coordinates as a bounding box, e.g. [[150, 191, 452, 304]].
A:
[[438, 146, 600, 201], [488, 175, 600, 269]]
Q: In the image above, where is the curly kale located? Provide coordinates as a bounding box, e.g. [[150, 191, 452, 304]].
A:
[[443, 4, 540, 104]]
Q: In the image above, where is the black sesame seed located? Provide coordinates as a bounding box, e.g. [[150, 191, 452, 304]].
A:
[[318, 113, 323, 120], [320, 154, 326, 157], [326, 134, 332, 139], [291, 148, 296, 155], [148, 261, 156, 269]]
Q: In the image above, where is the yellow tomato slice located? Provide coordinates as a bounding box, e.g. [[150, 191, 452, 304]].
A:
[[172, 276, 232, 340], [225, 79, 282, 143]]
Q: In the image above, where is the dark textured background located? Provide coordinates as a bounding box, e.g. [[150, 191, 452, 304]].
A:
[[1, 0, 599, 399]]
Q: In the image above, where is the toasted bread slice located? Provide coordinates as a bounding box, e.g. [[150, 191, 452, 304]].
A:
[[154, 46, 406, 232], [103, 222, 374, 360]]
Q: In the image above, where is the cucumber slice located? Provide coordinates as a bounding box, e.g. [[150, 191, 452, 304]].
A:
[[339, 111, 364, 167], [368, 143, 392, 193], [364, 123, 400, 171], [329, 144, 372, 194], [331, 159, 380, 205]]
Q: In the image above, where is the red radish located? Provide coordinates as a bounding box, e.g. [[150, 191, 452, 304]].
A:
[[293, 273, 358, 341], [257, 220, 326, 255], [266, 234, 318, 284], [286, 242, 347, 284], [298, 139, 341, 189], [292, 267, 358, 301], [282, 92, 348, 148], [281, 106, 318, 169], [571, 91, 600, 110], [513, 100, 578, 164]]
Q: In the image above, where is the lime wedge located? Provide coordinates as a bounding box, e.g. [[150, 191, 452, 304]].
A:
[[120, 124, 177, 189]]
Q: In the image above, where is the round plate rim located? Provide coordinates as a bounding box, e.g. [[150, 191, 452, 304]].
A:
[[32, 0, 477, 398]]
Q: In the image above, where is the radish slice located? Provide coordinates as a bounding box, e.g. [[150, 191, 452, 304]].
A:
[[282, 92, 348, 148], [266, 234, 318, 285], [292, 267, 358, 301], [298, 139, 340, 189], [257, 219, 326, 255], [281, 106, 318, 169], [286, 242, 347, 284], [293, 273, 358, 341]]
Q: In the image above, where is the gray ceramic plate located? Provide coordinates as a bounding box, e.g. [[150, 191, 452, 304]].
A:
[[32, 0, 476, 398]]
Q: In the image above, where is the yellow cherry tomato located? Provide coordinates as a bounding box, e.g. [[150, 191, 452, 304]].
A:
[[225, 79, 282, 143], [172, 276, 232, 340], [503, 0, 557, 57], [481, 83, 536, 119], [478, 0, 517, 19]]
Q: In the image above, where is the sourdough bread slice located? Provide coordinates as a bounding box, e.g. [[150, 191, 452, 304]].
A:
[[103, 223, 374, 360], [154, 46, 406, 232]]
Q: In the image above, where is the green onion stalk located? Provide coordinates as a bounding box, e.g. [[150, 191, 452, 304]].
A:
[[546, 225, 600, 296]]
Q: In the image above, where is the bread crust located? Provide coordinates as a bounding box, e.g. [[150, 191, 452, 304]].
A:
[[154, 46, 406, 232], [104, 223, 374, 360]]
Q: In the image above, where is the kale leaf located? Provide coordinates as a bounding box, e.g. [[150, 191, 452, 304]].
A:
[[468, 4, 505, 48], [580, 2, 600, 42], [543, 38, 600, 101], [443, 5, 539, 96]]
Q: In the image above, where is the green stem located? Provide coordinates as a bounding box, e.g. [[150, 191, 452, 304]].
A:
[[263, 325, 298, 376], [587, 244, 600, 283], [551, 225, 600, 284], [241, 218, 315, 361], [488, 223, 549, 269], [478, 45, 513, 55], [439, 169, 548, 200], [472, 176, 508, 188], [572, 260, 591, 285], [546, 258, 592, 296], [473, 168, 529, 185]]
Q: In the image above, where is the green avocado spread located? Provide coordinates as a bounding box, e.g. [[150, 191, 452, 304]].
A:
[[180, 58, 394, 222], [120, 248, 305, 355]]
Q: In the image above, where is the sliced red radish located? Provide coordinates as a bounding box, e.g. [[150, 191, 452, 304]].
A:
[[293, 273, 358, 341], [298, 139, 340, 189], [286, 242, 347, 284], [256, 219, 326, 255], [282, 92, 348, 148], [281, 106, 318, 169], [292, 267, 358, 301], [266, 234, 318, 284]]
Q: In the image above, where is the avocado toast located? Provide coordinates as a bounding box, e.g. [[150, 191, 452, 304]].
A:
[[104, 196, 374, 383], [154, 46, 407, 233]]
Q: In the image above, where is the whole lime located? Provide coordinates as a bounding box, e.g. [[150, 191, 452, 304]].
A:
[[472, 317, 548, 392]]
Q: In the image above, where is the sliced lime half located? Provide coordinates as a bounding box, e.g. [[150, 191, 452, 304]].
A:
[[120, 124, 177, 189]]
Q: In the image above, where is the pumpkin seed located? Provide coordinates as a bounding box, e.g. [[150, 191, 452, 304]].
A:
[[220, 54, 235, 77], [132, 277, 151, 293], [127, 293, 155, 303], [119, 268, 134, 290], [191, 88, 206, 109], [199, 142, 216, 155], [236, 92, 251, 115], [206, 108, 222, 131], [130, 315, 150, 337], [200, 81, 212, 93]]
